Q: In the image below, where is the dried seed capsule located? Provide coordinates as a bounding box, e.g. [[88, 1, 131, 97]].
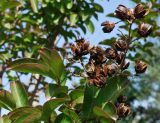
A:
[[135, 60, 147, 74], [116, 53, 125, 64], [122, 62, 130, 70], [105, 64, 116, 76], [88, 77, 106, 87], [115, 5, 135, 22], [89, 46, 106, 64], [86, 62, 96, 77], [114, 39, 128, 51], [117, 103, 131, 118], [134, 3, 148, 19], [117, 95, 127, 103], [105, 48, 117, 59], [138, 23, 152, 37], [101, 21, 115, 33], [71, 44, 80, 56], [71, 38, 90, 58]]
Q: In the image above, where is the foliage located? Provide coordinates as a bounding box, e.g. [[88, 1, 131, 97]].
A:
[[0, 0, 160, 123]]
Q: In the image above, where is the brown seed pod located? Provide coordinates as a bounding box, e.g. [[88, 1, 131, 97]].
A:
[[89, 46, 106, 64], [138, 23, 152, 37], [101, 21, 115, 33], [115, 5, 135, 22], [135, 60, 147, 74], [71, 44, 80, 56], [114, 39, 128, 51], [88, 76, 106, 87], [105, 64, 116, 76], [116, 53, 125, 64], [105, 48, 117, 59], [117, 95, 127, 103], [71, 38, 90, 58], [117, 103, 131, 118], [122, 62, 130, 70], [86, 61, 96, 77], [134, 3, 148, 19]]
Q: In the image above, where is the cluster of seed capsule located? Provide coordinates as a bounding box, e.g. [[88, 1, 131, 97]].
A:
[[116, 95, 131, 119], [71, 3, 151, 87], [101, 3, 152, 36]]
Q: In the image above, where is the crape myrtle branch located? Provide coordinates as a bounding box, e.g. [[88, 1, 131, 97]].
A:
[[69, 3, 152, 119], [70, 3, 151, 87]]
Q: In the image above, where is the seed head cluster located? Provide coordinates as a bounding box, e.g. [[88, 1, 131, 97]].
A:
[[69, 3, 153, 120], [71, 3, 151, 87]]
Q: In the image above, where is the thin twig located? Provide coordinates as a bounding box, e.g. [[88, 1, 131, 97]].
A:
[[115, 20, 122, 24], [131, 37, 140, 43], [118, 29, 127, 39], [120, 23, 133, 69]]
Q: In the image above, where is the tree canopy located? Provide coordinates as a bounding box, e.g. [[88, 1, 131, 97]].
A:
[[0, 0, 160, 123]]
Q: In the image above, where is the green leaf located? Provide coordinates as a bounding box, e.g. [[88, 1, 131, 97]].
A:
[[93, 106, 111, 119], [7, 58, 52, 78], [0, 115, 11, 123], [99, 38, 116, 47], [144, 42, 154, 49], [8, 48, 65, 81], [10, 81, 29, 108], [8, 107, 41, 123], [103, 102, 118, 120], [66, 0, 73, 9], [82, 85, 99, 119], [86, 20, 95, 33], [41, 98, 70, 121], [100, 118, 116, 123], [70, 13, 78, 26], [70, 89, 84, 99], [69, 89, 84, 107], [93, 106, 116, 123], [106, 13, 115, 18], [93, 3, 103, 12], [54, 113, 72, 123], [79, 24, 87, 34], [0, 54, 6, 62], [59, 107, 80, 122], [0, 90, 16, 110], [0, 51, 12, 62], [81, 12, 89, 21], [95, 76, 127, 106], [45, 84, 68, 99], [39, 48, 65, 82], [0, 1, 21, 11], [60, 71, 68, 86], [30, 0, 38, 13]]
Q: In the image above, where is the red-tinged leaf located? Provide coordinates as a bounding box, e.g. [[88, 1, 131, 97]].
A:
[[0, 90, 16, 110], [8, 107, 41, 123], [7, 58, 53, 78]]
